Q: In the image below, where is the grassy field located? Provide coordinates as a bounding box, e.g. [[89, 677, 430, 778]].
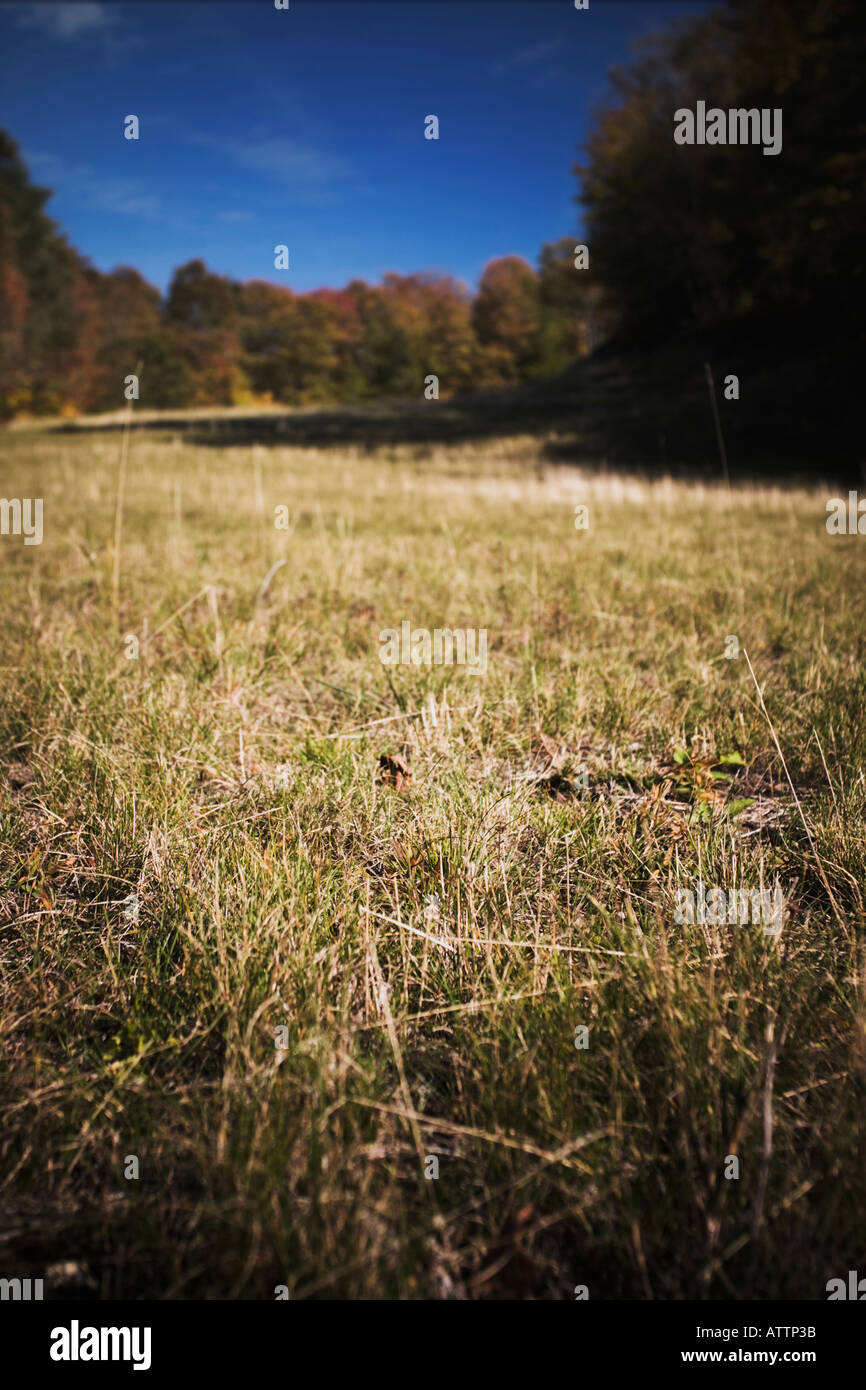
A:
[[1, 418, 864, 1299]]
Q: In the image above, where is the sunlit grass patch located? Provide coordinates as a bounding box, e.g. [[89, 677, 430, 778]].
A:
[[0, 422, 863, 1298]]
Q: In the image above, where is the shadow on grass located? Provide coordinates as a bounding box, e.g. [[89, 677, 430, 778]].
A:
[[48, 323, 864, 488]]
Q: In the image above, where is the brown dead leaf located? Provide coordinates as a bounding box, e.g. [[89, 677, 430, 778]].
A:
[[378, 754, 411, 790], [533, 732, 564, 769]]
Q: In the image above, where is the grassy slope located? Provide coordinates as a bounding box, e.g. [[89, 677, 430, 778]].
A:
[[0, 422, 864, 1298]]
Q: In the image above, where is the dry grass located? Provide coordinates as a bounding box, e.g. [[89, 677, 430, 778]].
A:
[[0, 420, 864, 1299]]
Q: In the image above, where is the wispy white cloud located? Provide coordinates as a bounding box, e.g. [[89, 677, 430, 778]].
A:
[[25, 149, 166, 223], [93, 183, 163, 220], [13, 2, 115, 41], [226, 136, 350, 187], [181, 129, 354, 207], [12, 2, 146, 63], [491, 39, 559, 78]]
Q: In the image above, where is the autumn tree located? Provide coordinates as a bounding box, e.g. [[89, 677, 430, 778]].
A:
[[471, 256, 541, 386], [77, 267, 163, 412], [575, 0, 866, 341], [166, 259, 248, 405], [534, 236, 615, 376], [0, 131, 94, 416], [420, 276, 476, 395]]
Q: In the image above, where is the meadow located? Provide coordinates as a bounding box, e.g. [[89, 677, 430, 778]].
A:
[[0, 417, 864, 1299]]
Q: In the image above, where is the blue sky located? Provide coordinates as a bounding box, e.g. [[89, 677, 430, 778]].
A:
[[3, 0, 710, 295]]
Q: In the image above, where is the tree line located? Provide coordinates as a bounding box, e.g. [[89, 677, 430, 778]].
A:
[[0, 133, 603, 419]]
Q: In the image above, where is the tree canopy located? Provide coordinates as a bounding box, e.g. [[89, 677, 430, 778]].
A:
[[576, 0, 865, 341]]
